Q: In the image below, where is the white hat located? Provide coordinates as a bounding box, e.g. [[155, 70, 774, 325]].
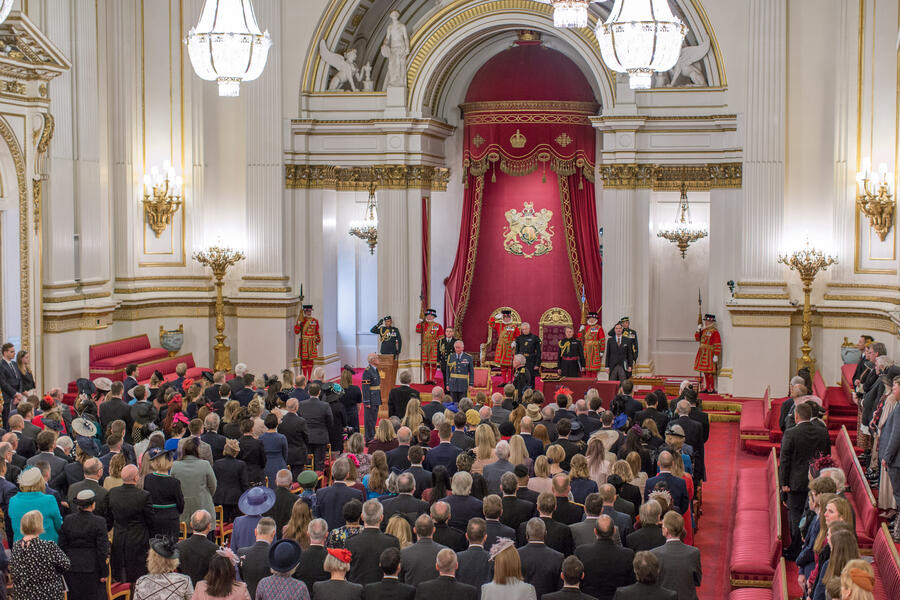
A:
[[17, 467, 42, 488]]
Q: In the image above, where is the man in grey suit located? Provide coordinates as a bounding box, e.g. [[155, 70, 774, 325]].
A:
[[361, 353, 382, 442], [518, 517, 564, 599], [455, 518, 491, 589], [299, 382, 335, 469], [651, 512, 701, 600], [571, 493, 605, 548], [482, 440, 515, 495], [879, 381, 900, 540], [400, 514, 448, 587], [489, 393, 510, 424], [613, 551, 677, 600], [67, 458, 108, 515], [599, 484, 632, 544]]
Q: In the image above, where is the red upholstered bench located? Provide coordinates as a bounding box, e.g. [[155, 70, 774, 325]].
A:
[[728, 559, 788, 600], [135, 354, 208, 382], [834, 426, 879, 549], [873, 523, 900, 600], [740, 387, 772, 448], [731, 449, 782, 587], [841, 363, 856, 404], [89, 334, 169, 380]]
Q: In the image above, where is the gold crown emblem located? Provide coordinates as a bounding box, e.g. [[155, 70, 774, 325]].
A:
[[510, 129, 527, 149]]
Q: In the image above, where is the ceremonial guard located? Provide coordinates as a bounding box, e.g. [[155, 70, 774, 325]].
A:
[[557, 326, 584, 378], [514, 323, 542, 381], [416, 309, 444, 385], [447, 340, 475, 402], [371, 315, 402, 358], [609, 316, 639, 365], [294, 305, 321, 380], [578, 311, 605, 378], [489, 309, 520, 382], [512, 354, 533, 399], [694, 314, 722, 393], [437, 327, 458, 390]]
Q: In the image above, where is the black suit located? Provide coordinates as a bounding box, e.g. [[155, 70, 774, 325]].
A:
[[484, 519, 516, 552], [176, 534, 218, 585], [316, 482, 365, 530], [444, 494, 483, 530], [613, 583, 677, 600], [575, 539, 636, 600], [200, 431, 227, 461], [780, 420, 831, 554], [292, 543, 329, 592], [347, 527, 401, 585], [264, 487, 299, 537], [552, 497, 584, 526], [238, 540, 271, 598], [13, 431, 35, 459], [404, 465, 432, 499], [0, 359, 22, 426], [386, 445, 412, 473], [212, 456, 249, 516], [546, 588, 600, 600], [604, 337, 634, 381], [671, 415, 705, 480], [388, 386, 420, 419], [298, 397, 334, 468], [98, 397, 132, 437], [238, 435, 266, 485], [382, 494, 429, 524], [634, 408, 668, 434], [278, 411, 310, 473], [422, 401, 445, 424], [516, 486, 540, 504], [365, 578, 416, 600], [518, 542, 564, 598], [58, 509, 109, 600], [518, 516, 573, 556], [414, 575, 477, 600], [450, 430, 475, 452], [456, 545, 491, 589], [432, 522, 467, 552], [501, 495, 535, 530], [625, 523, 666, 552]]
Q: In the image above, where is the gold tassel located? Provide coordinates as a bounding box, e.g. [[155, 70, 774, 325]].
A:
[[491, 162, 497, 183], [542, 161, 546, 183], [578, 177, 583, 190]]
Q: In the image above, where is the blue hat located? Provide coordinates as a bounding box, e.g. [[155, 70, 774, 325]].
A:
[[238, 486, 276, 516], [268, 538, 302, 573], [75, 436, 98, 457], [147, 447, 174, 461]]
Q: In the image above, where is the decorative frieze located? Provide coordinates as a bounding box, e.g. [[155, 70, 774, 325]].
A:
[[285, 164, 450, 191], [598, 162, 742, 191]]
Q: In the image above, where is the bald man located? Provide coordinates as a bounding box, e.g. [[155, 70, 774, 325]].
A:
[[105, 464, 153, 583]]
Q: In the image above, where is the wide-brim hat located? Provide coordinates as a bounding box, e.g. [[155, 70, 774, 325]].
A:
[[147, 447, 174, 461], [71, 417, 97, 438], [201, 371, 215, 383], [268, 538, 302, 573], [130, 402, 158, 425], [297, 470, 318, 487], [76, 436, 98, 457], [239, 486, 276, 515], [568, 419, 584, 441], [17, 467, 42, 488], [93, 377, 112, 392], [42, 419, 62, 432], [525, 403, 541, 420], [498, 422, 515, 437]]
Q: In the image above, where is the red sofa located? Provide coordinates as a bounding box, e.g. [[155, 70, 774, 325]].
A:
[[135, 353, 210, 384], [873, 523, 900, 600], [730, 448, 783, 587], [88, 334, 169, 380], [728, 559, 787, 600], [740, 387, 772, 446], [833, 425, 879, 549]]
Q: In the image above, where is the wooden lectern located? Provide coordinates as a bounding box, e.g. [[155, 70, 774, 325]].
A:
[[377, 354, 398, 420]]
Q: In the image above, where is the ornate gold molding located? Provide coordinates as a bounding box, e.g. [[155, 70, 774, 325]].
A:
[[43, 310, 115, 333], [822, 293, 900, 305], [0, 115, 31, 350], [598, 162, 742, 190], [285, 164, 450, 191], [237, 286, 292, 293], [42, 291, 111, 303], [461, 100, 600, 114], [733, 292, 790, 300], [113, 285, 214, 294]]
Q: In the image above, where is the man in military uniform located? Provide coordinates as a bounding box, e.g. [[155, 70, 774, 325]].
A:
[[437, 327, 458, 390], [416, 309, 444, 385], [514, 322, 542, 381], [558, 326, 584, 378], [360, 353, 382, 442], [489, 309, 520, 382], [694, 313, 722, 393], [512, 354, 533, 400], [578, 311, 605, 378], [371, 315, 402, 358], [447, 340, 475, 402], [293, 305, 321, 380], [609, 316, 639, 366]]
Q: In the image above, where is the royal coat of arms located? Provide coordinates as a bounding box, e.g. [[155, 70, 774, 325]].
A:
[[502, 201, 554, 258]]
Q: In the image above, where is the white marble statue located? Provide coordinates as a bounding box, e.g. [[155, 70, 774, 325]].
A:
[[381, 10, 409, 88], [319, 40, 361, 91], [668, 37, 711, 87], [362, 63, 374, 92]]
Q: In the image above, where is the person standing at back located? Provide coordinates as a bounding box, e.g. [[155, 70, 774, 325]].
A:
[[650, 512, 701, 600]]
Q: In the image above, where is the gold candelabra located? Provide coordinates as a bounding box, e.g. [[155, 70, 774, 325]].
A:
[[193, 245, 245, 371], [349, 184, 379, 254], [143, 162, 183, 237], [657, 183, 708, 259], [856, 158, 895, 241], [777, 240, 837, 373]]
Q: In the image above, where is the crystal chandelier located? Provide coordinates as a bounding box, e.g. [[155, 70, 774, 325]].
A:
[[184, 0, 272, 97], [0, 1, 13, 26], [597, 0, 686, 89], [538, 1, 593, 28], [657, 183, 708, 259], [349, 186, 379, 254]]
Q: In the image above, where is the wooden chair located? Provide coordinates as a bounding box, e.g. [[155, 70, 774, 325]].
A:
[[538, 307, 573, 380], [479, 306, 522, 367], [106, 557, 132, 600], [469, 367, 492, 399], [214, 505, 233, 547], [179, 521, 188, 540]]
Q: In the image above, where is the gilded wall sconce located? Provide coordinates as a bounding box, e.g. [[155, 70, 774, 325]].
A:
[[142, 161, 183, 237], [856, 158, 895, 241]]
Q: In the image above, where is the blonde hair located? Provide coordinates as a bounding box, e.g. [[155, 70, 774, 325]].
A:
[[508, 435, 529, 466], [367, 451, 389, 494], [19, 510, 44, 536], [625, 451, 642, 479], [546, 444, 565, 465], [492, 545, 523, 585], [222, 400, 241, 423], [146, 548, 180, 574], [385, 514, 413, 548], [401, 399, 424, 432], [248, 398, 263, 418], [324, 553, 351, 573], [150, 454, 173, 473], [20, 477, 45, 494], [839, 559, 875, 600], [611, 460, 635, 482], [475, 424, 495, 461], [533, 455, 550, 478], [375, 420, 397, 443], [569, 454, 590, 479]]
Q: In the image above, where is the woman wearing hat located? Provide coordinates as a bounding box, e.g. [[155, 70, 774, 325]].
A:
[[170, 439, 216, 525], [143, 448, 185, 540], [480, 538, 536, 600], [313, 548, 362, 600], [58, 489, 109, 600], [8, 467, 62, 542], [9, 510, 70, 600], [254, 538, 311, 599], [133, 536, 193, 600]]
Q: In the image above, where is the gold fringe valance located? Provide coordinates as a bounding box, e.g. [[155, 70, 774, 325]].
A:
[[464, 151, 595, 185]]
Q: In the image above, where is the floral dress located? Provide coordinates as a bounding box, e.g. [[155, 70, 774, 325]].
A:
[[9, 538, 70, 600]]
